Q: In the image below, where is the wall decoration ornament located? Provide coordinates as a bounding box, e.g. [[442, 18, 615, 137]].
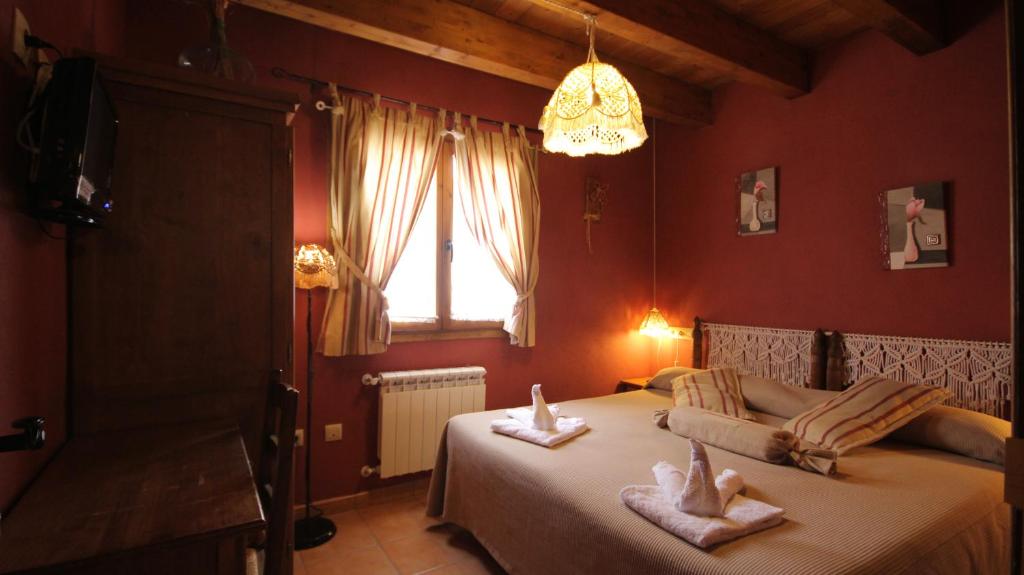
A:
[[737, 167, 777, 235], [882, 181, 949, 270], [583, 177, 607, 254]]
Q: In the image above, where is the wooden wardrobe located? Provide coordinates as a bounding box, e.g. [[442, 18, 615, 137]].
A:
[[69, 55, 297, 459]]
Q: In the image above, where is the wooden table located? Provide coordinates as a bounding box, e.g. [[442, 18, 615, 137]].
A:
[[0, 425, 265, 575], [616, 377, 650, 393]]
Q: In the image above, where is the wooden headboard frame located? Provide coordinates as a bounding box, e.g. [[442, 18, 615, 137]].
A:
[[692, 317, 829, 389], [825, 331, 1013, 419]]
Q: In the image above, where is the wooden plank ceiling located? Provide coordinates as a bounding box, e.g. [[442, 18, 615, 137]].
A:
[[237, 0, 945, 126]]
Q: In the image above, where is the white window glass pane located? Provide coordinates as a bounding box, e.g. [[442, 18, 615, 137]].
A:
[[384, 180, 437, 322], [451, 175, 518, 322]]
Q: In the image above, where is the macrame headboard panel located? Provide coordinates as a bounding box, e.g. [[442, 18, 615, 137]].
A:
[[828, 332, 1012, 419], [693, 319, 827, 389]]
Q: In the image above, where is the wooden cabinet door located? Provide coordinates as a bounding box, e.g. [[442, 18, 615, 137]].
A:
[[70, 60, 295, 457]]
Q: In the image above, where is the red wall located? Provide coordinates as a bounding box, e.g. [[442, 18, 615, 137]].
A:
[[657, 1, 1010, 369], [0, 0, 125, 513], [123, 2, 656, 501], [10, 0, 1005, 507]]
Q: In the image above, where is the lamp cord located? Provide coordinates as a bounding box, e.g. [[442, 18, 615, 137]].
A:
[[535, 0, 598, 62], [651, 118, 657, 307], [585, 14, 597, 62]]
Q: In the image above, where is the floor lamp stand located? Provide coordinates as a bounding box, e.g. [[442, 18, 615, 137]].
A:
[[294, 287, 336, 550]]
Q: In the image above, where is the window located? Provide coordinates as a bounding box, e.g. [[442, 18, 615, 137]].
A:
[[385, 140, 518, 340]]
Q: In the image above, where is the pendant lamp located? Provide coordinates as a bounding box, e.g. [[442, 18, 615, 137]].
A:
[[539, 14, 647, 157], [639, 119, 675, 339]]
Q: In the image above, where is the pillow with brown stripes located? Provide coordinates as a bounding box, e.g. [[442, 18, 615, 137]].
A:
[[783, 376, 948, 455], [670, 367, 755, 421]]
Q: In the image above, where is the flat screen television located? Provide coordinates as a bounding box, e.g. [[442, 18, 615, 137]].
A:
[[30, 57, 118, 227]]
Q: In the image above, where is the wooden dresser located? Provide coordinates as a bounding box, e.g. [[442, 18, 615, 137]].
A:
[[69, 54, 298, 457], [1, 54, 300, 574]]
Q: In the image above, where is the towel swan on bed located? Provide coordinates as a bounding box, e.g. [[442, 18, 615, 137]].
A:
[[491, 384, 589, 447], [531, 384, 557, 431], [621, 439, 785, 547]]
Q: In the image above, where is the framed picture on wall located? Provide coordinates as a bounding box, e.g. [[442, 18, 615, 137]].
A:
[[737, 167, 777, 236], [882, 181, 949, 270]]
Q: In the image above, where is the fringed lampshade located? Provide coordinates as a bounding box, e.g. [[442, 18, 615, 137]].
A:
[[539, 16, 647, 157], [294, 243, 338, 290], [639, 307, 673, 339]]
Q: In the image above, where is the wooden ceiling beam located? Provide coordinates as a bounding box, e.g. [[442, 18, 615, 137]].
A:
[[830, 0, 945, 54], [526, 0, 810, 98], [235, 0, 712, 126]]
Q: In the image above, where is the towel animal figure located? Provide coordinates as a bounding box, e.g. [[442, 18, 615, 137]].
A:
[[531, 384, 556, 431], [491, 384, 589, 447], [679, 440, 723, 517], [652, 445, 745, 516], [621, 440, 785, 548]]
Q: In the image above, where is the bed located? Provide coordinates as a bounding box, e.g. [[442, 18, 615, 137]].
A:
[[426, 322, 1011, 575]]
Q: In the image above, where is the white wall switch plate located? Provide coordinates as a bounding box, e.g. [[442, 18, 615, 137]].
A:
[[295, 429, 304, 447], [325, 423, 342, 442], [10, 8, 32, 69]]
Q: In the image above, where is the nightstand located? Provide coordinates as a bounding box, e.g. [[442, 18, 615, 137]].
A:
[[615, 377, 649, 394]]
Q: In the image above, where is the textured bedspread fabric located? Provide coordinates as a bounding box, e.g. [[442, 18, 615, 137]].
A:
[[427, 390, 1008, 575]]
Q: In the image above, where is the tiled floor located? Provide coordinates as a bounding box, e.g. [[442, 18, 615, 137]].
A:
[[294, 493, 506, 575]]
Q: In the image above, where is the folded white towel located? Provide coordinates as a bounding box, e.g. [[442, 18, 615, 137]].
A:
[[715, 468, 745, 504], [620, 485, 784, 548], [623, 440, 784, 547], [652, 460, 745, 515], [652, 461, 686, 503], [530, 384, 556, 431], [490, 417, 589, 447], [505, 404, 560, 427]]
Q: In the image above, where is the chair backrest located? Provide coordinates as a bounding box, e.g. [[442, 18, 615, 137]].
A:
[[258, 370, 299, 575]]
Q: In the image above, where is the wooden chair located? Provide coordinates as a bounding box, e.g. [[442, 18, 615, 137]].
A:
[[247, 370, 299, 575]]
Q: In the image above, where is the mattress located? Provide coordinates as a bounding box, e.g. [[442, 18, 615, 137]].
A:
[[427, 390, 1008, 575]]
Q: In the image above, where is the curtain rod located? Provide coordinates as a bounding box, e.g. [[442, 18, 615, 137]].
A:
[[270, 67, 544, 135]]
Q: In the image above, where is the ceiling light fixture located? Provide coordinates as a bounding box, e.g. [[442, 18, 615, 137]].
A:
[[538, 9, 647, 157]]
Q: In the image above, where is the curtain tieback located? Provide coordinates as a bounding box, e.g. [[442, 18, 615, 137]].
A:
[[334, 247, 390, 340], [515, 288, 535, 304]]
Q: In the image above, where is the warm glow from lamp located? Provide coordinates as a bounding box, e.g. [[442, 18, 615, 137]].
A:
[[294, 243, 337, 290], [639, 307, 673, 339], [538, 16, 647, 157]]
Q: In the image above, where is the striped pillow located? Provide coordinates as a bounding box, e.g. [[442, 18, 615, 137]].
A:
[[671, 367, 755, 420], [783, 376, 948, 454]]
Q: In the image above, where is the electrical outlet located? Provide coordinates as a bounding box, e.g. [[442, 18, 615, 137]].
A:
[[324, 423, 342, 442], [10, 8, 32, 69], [295, 429, 304, 447]]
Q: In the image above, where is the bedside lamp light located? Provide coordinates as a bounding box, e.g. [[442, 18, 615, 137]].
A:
[[639, 307, 672, 339]]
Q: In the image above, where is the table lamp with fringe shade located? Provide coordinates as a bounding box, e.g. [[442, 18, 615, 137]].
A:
[[293, 243, 337, 549]]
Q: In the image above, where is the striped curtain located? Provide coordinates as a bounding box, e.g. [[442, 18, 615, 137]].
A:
[[319, 89, 444, 356], [453, 119, 541, 347]]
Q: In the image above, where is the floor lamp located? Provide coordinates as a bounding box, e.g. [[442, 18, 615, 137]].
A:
[[293, 243, 338, 550]]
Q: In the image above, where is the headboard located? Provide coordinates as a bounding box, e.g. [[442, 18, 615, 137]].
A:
[[692, 318, 828, 389], [826, 331, 1013, 419]]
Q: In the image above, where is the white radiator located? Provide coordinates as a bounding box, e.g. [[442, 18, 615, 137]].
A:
[[370, 366, 486, 479]]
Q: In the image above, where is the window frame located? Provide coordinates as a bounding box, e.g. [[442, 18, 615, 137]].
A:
[[391, 138, 506, 342]]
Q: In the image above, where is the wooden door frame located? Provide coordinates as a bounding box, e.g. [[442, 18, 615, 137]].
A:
[[1008, 0, 1023, 572]]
